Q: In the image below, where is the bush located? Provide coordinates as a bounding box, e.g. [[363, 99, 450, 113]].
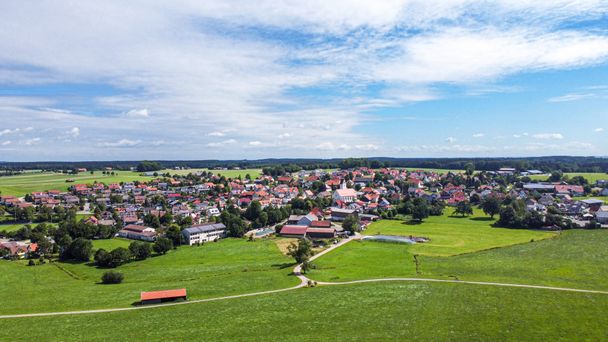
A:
[[101, 271, 124, 284], [28, 259, 35, 266]]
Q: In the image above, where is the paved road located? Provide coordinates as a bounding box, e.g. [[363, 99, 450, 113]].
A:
[[3, 233, 608, 319]]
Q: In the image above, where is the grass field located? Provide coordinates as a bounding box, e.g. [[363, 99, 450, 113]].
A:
[[0, 171, 153, 197], [309, 230, 608, 291], [529, 172, 608, 183], [363, 210, 555, 256], [0, 222, 57, 233], [91, 238, 133, 251], [0, 238, 298, 314], [2, 281, 607, 341], [159, 168, 262, 179]]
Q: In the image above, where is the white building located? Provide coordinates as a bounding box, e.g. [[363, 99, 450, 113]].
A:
[[333, 188, 357, 203], [182, 223, 227, 245]]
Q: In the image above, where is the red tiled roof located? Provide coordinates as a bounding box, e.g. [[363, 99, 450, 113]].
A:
[[280, 225, 308, 235], [141, 288, 187, 301]]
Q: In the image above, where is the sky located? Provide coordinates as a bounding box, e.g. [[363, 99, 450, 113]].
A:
[[0, 1, 607, 161]]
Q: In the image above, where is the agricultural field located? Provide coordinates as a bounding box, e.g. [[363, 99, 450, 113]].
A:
[[0, 238, 298, 315], [529, 172, 608, 183], [0, 171, 153, 197], [309, 230, 608, 291], [2, 281, 607, 341], [363, 210, 555, 256]]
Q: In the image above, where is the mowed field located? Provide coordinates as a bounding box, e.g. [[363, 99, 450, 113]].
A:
[[0, 171, 153, 197], [2, 281, 607, 341], [529, 172, 608, 183], [0, 239, 298, 315], [309, 230, 608, 291], [159, 168, 261, 179], [363, 209, 555, 256]]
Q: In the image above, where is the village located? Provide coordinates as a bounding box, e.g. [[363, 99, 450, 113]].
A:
[[1, 166, 607, 260]]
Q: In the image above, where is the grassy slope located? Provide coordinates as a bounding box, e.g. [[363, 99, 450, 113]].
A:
[[364, 210, 555, 256], [0, 238, 298, 314], [1, 282, 607, 341], [0, 171, 153, 197], [310, 230, 608, 291]]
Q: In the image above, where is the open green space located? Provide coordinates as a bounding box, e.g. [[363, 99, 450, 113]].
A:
[[0, 222, 57, 233], [0, 171, 153, 197], [309, 230, 608, 291], [529, 172, 608, 183], [0, 238, 297, 314], [2, 281, 607, 341], [363, 210, 555, 256], [91, 238, 133, 251]]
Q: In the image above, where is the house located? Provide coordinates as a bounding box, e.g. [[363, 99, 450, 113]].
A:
[[297, 213, 317, 227], [182, 223, 227, 245], [330, 208, 358, 221], [0, 241, 38, 259], [306, 227, 336, 239], [279, 225, 308, 238], [596, 206, 608, 224], [118, 225, 157, 242], [333, 188, 357, 203], [206, 207, 221, 217], [310, 220, 331, 228]]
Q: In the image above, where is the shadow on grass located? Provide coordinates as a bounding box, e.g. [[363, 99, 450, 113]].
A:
[[402, 220, 422, 225], [470, 217, 494, 222], [271, 262, 296, 270]]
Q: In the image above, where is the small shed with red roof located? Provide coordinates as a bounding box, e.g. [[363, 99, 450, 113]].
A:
[[140, 288, 187, 305]]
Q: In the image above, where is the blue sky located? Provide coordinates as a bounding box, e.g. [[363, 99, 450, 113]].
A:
[[0, 1, 607, 161]]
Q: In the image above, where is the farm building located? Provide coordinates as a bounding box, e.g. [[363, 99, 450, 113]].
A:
[[140, 289, 187, 305]]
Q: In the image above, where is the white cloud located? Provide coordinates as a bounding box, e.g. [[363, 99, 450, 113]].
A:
[[23, 137, 41, 146], [67, 127, 80, 138], [532, 133, 564, 140], [99, 139, 141, 147], [445, 137, 457, 143], [124, 108, 150, 118], [278, 133, 291, 139], [248, 141, 262, 146], [206, 139, 237, 147], [0, 127, 34, 136], [1, 140, 11, 146], [472, 133, 484, 138], [595, 127, 605, 132], [208, 131, 226, 137], [547, 93, 594, 102]]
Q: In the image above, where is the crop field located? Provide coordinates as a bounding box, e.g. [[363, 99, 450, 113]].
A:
[[363, 210, 555, 256], [0, 238, 298, 314], [529, 172, 608, 183], [0, 171, 153, 197], [2, 281, 607, 341]]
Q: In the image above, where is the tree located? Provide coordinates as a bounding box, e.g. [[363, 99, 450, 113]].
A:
[[412, 201, 430, 222], [101, 271, 124, 284], [129, 241, 152, 260], [549, 171, 563, 182], [153, 237, 173, 255], [453, 201, 473, 217], [164, 224, 183, 246], [287, 238, 313, 264], [244, 200, 262, 221], [94, 248, 112, 267], [65, 238, 93, 261], [464, 163, 475, 176], [481, 196, 501, 219], [109, 247, 131, 267], [342, 215, 361, 233], [136, 161, 162, 172]]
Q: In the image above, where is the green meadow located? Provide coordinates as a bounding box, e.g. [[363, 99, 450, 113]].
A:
[[2, 281, 607, 341], [529, 172, 608, 183], [363, 210, 555, 256], [0, 238, 297, 315], [0, 171, 153, 197], [309, 230, 608, 291]]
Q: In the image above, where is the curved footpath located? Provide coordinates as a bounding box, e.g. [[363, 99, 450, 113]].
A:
[[2, 233, 608, 319]]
